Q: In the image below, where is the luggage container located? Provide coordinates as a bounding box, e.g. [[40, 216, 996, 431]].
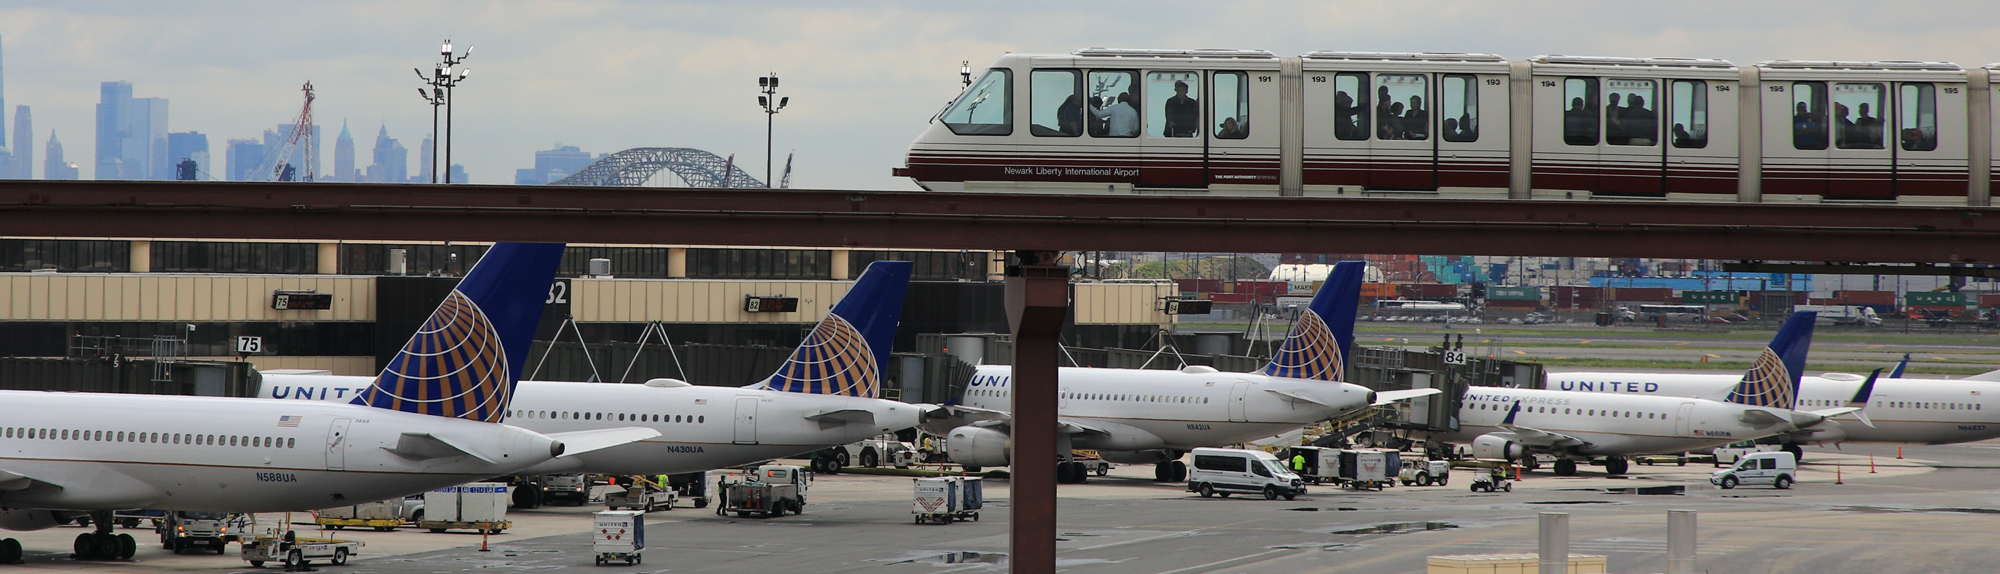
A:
[[592, 510, 645, 566], [418, 483, 511, 534], [1336, 449, 1400, 490], [912, 477, 962, 524]]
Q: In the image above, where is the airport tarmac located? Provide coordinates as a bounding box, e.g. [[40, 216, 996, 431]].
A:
[[5, 440, 1997, 573]]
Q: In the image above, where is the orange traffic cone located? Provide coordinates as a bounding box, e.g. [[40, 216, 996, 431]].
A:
[[1870, 453, 1878, 474], [1897, 446, 1904, 460], [1836, 463, 1844, 484]]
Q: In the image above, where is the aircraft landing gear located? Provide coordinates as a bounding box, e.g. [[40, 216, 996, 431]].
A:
[[1057, 461, 1090, 484], [1553, 459, 1578, 476], [72, 511, 134, 561], [1603, 456, 1630, 476], [1, 537, 22, 564], [1782, 443, 1804, 463]]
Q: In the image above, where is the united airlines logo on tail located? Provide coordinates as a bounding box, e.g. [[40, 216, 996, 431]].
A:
[[352, 291, 513, 422], [767, 314, 879, 397], [1727, 346, 1796, 410], [1262, 310, 1344, 382]]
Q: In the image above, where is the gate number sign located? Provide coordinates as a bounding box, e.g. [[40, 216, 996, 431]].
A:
[[236, 336, 263, 354]]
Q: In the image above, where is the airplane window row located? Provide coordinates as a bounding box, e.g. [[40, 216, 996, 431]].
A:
[[1471, 403, 1664, 420], [4, 427, 295, 449], [507, 410, 705, 424], [1878, 401, 1981, 410], [1059, 391, 1210, 404]]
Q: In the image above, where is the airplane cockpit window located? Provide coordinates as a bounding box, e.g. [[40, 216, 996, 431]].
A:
[[1148, 71, 1202, 138], [1441, 75, 1478, 142], [942, 69, 1013, 136], [1563, 77, 1600, 146], [1334, 73, 1372, 141], [1605, 79, 1658, 146], [1834, 83, 1887, 149], [1898, 83, 1938, 151], [1214, 71, 1249, 139], [1671, 80, 1709, 149], [1031, 69, 1084, 137]]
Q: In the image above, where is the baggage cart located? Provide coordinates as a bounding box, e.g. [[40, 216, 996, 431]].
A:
[[912, 477, 960, 524], [419, 483, 511, 533], [241, 532, 362, 569], [718, 465, 808, 518], [592, 510, 645, 566], [604, 478, 676, 512]]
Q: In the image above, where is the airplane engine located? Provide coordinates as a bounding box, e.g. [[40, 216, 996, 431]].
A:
[[1098, 449, 1183, 465], [0, 508, 70, 531], [945, 426, 1011, 468], [1470, 434, 1526, 461]]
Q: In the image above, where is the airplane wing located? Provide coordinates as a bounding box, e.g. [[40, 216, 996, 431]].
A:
[[915, 403, 1011, 435], [385, 432, 499, 464], [1057, 418, 1111, 436], [803, 408, 876, 428], [1264, 389, 1331, 407], [1374, 388, 1443, 406], [0, 468, 59, 492], [543, 427, 663, 457], [1736, 409, 1790, 428]]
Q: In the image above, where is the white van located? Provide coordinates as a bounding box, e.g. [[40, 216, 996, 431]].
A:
[[1186, 448, 1307, 500], [1711, 451, 1797, 489]]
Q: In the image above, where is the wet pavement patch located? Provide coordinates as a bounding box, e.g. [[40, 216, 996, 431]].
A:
[[1605, 485, 1686, 495], [1528, 500, 1617, 505], [1285, 507, 1360, 512], [892, 551, 1007, 566], [1332, 521, 1458, 536], [1835, 506, 2000, 515]]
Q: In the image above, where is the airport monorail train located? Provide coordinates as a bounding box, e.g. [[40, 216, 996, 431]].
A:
[[898, 49, 1996, 206]]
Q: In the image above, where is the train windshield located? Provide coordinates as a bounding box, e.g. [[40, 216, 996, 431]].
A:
[[942, 70, 1012, 136]]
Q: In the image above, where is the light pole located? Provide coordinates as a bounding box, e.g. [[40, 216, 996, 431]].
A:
[[414, 68, 445, 183], [756, 73, 788, 187], [439, 40, 472, 184]]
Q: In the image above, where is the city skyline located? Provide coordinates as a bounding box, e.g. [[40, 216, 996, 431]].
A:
[[2, 2, 1999, 188]]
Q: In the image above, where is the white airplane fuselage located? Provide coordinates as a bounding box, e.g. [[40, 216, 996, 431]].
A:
[[1550, 372, 2000, 445], [0, 391, 560, 517], [1436, 388, 1791, 457], [261, 375, 921, 475], [953, 365, 1373, 453]]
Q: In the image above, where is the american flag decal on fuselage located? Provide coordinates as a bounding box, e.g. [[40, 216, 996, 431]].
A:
[[1262, 310, 1344, 382], [767, 314, 878, 397], [1727, 346, 1796, 410], [277, 415, 302, 427], [353, 290, 512, 422]]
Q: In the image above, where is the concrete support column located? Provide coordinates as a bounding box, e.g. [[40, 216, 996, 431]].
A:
[[830, 249, 850, 280], [1005, 250, 1069, 574], [128, 240, 151, 273], [1667, 509, 1696, 574], [668, 248, 688, 278], [316, 242, 339, 274], [1538, 512, 1569, 574]]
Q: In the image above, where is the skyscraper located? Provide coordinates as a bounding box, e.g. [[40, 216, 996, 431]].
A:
[[94, 82, 169, 180], [225, 138, 267, 182], [1, 34, 8, 152], [333, 121, 356, 182], [9, 106, 31, 179], [417, 134, 434, 183], [166, 132, 209, 180], [515, 144, 596, 184], [44, 131, 77, 180], [367, 125, 408, 183]]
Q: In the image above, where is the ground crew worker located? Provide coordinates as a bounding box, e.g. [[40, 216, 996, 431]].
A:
[[656, 475, 669, 491], [1291, 452, 1307, 472]]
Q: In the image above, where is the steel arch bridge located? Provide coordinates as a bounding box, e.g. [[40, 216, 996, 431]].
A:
[[549, 147, 768, 188]]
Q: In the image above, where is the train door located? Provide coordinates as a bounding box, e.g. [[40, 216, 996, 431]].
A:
[[1369, 72, 1437, 189], [1206, 69, 1281, 189], [1890, 81, 1969, 202], [1662, 78, 1739, 198], [1825, 82, 1895, 199], [1434, 73, 1509, 190], [1082, 68, 1144, 188], [1597, 78, 1665, 196], [1537, 77, 1602, 192], [1302, 70, 1375, 188], [1762, 81, 1832, 198], [1140, 69, 1208, 188]]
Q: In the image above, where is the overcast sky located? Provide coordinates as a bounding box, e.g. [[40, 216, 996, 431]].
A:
[[4, 1, 1998, 189]]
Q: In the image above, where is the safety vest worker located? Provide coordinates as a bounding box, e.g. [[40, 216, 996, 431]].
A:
[[1291, 453, 1306, 471]]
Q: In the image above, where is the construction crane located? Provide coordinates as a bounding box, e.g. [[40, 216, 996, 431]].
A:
[[265, 82, 317, 182]]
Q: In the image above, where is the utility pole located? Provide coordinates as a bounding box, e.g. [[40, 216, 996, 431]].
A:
[[756, 72, 788, 187], [417, 40, 472, 184]]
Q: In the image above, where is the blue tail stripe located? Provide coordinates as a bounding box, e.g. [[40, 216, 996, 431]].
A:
[[1725, 311, 1816, 410], [1261, 260, 1363, 381], [353, 243, 565, 422], [766, 260, 911, 397]]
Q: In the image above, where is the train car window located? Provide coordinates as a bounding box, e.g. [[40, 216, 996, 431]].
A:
[[1898, 83, 1938, 151], [1441, 75, 1478, 142], [1605, 79, 1658, 146], [1334, 73, 1372, 140], [1377, 74, 1428, 140], [1086, 70, 1141, 138], [1030, 69, 1083, 137], [1213, 71, 1249, 139], [1834, 83, 1887, 149], [1792, 82, 1830, 150], [1670, 80, 1709, 148], [1563, 77, 1600, 146], [1147, 71, 1202, 138], [941, 69, 1012, 136]]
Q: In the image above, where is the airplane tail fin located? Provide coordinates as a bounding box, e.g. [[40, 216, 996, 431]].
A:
[[1846, 368, 1881, 428], [1724, 311, 1816, 411], [1889, 353, 1909, 379], [352, 243, 566, 422], [1261, 260, 1363, 382], [758, 260, 912, 398]]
